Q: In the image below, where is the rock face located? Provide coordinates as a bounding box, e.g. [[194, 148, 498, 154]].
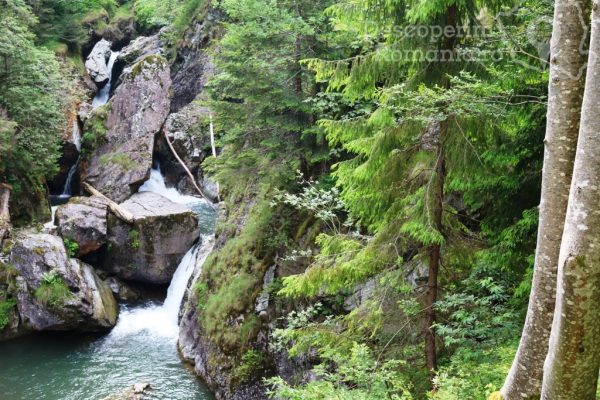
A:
[[9, 233, 118, 332], [82, 55, 172, 203], [103, 192, 199, 284], [170, 8, 222, 111], [156, 102, 219, 200], [55, 196, 108, 256], [85, 39, 112, 85], [118, 31, 164, 66]]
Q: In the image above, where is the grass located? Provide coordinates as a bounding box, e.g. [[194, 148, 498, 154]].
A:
[[34, 271, 72, 308]]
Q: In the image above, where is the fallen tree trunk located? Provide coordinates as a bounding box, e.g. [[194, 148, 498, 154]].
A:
[[82, 182, 134, 224], [164, 131, 214, 205], [0, 183, 11, 245]]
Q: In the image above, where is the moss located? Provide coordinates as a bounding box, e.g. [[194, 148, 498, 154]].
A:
[[82, 105, 109, 158], [129, 54, 168, 81], [33, 247, 45, 255], [232, 349, 264, 385], [99, 152, 137, 170], [128, 229, 140, 249]]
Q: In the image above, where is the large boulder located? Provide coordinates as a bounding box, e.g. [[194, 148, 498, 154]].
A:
[[82, 55, 172, 203], [8, 233, 118, 332], [117, 30, 165, 66], [103, 192, 199, 284], [55, 196, 108, 256], [85, 39, 112, 85]]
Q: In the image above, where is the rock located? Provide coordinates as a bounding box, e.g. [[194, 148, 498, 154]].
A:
[[255, 265, 276, 318], [78, 103, 94, 123], [170, 9, 222, 111], [156, 102, 220, 200], [82, 55, 172, 203], [117, 30, 165, 66], [105, 276, 140, 302], [101, 383, 151, 400], [55, 196, 108, 256], [85, 39, 112, 85], [9, 233, 118, 331], [103, 192, 199, 284]]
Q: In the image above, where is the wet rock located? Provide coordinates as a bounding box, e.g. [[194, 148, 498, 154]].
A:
[[103, 192, 199, 284], [105, 276, 141, 302], [9, 233, 118, 332], [85, 39, 112, 85], [82, 55, 172, 203], [55, 196, 108, 256]]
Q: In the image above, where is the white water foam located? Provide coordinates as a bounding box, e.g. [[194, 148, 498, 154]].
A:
[[139, 168, 205, 206]]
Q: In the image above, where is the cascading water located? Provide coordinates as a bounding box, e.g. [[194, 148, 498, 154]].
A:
[[1, 169, 216, 400], [92, 51, 120, 109]]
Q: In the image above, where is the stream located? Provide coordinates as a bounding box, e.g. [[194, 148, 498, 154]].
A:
[[0, 170, 215, 400]]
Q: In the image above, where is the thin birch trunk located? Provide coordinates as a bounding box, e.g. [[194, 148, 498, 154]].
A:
[[501, 1, 589, 398], [541, 3, 600, 398], [0, 183, 11, 245]]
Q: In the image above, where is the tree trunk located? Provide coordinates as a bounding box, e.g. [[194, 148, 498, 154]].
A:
[[0, 183, 12, 245], [540, 4, 600, 398], [501, 1, 589, 398], [425, 123, 446, 372]]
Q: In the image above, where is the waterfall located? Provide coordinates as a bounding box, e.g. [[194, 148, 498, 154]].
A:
[[139, 167, 202, 205], [107, 168, 214, 340], [108, 239, 213, 339], [61, 159, 79, 196], [92, 51, 120, 109]]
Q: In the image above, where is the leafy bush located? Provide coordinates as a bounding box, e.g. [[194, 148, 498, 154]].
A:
[[0, 297, 16, 330]]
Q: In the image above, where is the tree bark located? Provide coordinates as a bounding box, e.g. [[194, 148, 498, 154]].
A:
[[0, 183, 11, 245], [425, 121, 446, 372], [82, 182, 135, 224], [540, 3, 600, 398], [501, 1, 589, 398]]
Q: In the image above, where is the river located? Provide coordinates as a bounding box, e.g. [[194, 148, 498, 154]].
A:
[[0, 169, 215, 400]]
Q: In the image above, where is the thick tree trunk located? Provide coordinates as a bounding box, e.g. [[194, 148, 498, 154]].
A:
[[540, 4, 600, 398], [501, 1, 589, 398], [0, 183, 11, 246]]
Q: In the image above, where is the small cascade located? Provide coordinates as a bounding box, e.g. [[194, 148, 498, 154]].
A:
[[61, 159, 79, 196], [139, 167, 202, 205], [92, 51, 120, 109]]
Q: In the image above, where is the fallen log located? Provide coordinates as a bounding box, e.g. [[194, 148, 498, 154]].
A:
[[164, 131, 214, 206], [82, 182, 135, 224]]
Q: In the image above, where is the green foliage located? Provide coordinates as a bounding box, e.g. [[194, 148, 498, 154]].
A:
[[128, 229, 141, 249], [0, 299, 16, 330], [63, 238, 79, 257], [266, 343, 414, 400], [34, 270, 72, 308], [431, 341, 518, 400], [0, 0, 68, 184], [233, 349, 264, 384]]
